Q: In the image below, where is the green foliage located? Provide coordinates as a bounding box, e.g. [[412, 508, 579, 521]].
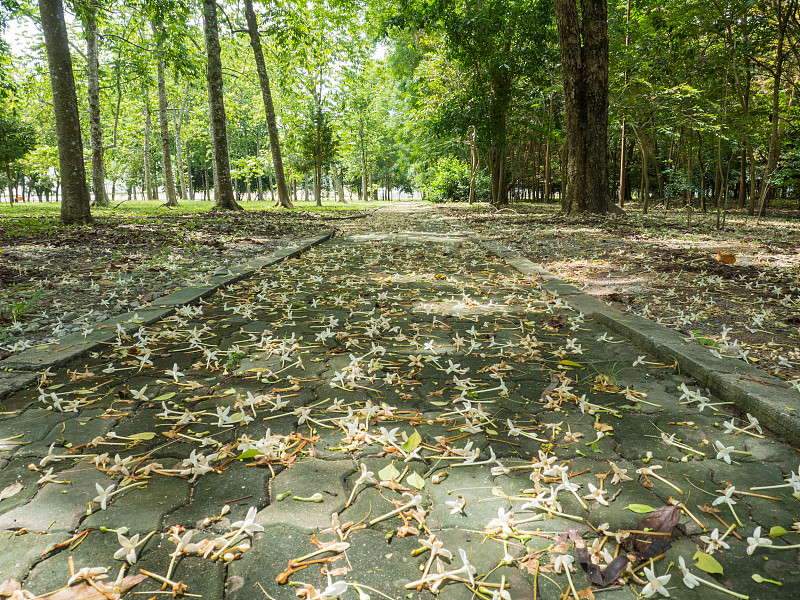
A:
[[299, 107, 337, 170], [421, 156, 489, 203], [0, 112, 36, 167]]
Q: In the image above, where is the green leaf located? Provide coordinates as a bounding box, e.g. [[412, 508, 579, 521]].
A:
[[378, 463, 400, 482], [429, 401, 448, 406], [238, 449, 261, 459], [127, 432, 156, 440], [558, 360, 584, 368], [587, 442, 601, 453], [152, 392, 176, 402], [623, 504, 655, 514], [401, 429, 422, 453], [769, 526, 788, 537], [406, 472, 425, 489], [693, 549, 724, 575]]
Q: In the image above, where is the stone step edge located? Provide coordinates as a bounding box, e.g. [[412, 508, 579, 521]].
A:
[[477, 237, 800, 447], [0, 229, 335, 397]]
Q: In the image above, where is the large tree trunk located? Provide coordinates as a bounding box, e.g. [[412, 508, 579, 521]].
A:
[[244, 0, 292, 208], [39, 0, 92, 224], [152, 22, 178, 207], [85, 0, 108, 207], [202, 0, 240, 210], [554, 0, 619, 215]]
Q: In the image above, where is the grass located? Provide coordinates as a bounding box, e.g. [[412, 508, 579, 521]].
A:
[[0, 197, 389, 218], [0, 197, 395, 241]]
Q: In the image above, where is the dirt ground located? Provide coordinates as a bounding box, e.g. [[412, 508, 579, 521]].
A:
[[1, 202, 799, 387]]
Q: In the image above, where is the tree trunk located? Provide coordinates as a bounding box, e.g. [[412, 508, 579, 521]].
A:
[[143, 94, 154, 200], [332, 164, 341, 203], [5, 161, 13, 206], [360, 136, 367, 204], [303, 173, 309, 202], [269, 173, 275, 204], [468, 126, 477, 204], [756, 0, 793, 217], [203, 0, 240, 210], [554, 0, 618, 215], [639, 137, 650, 214], [173, 82, 190, 200], [152, 23, 178, 207], [738, 149, 746, 209], [85, 0, 108, 207], [39, 0, 92, 224], [255, 138, 263, 202], [243, 0, 291, 208], [186, 141, 194, 199], [315, 144, 322, 206], [337, 166, 345, 203]]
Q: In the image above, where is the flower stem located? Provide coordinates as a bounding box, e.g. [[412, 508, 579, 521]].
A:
[[696, 576, 749, 599]]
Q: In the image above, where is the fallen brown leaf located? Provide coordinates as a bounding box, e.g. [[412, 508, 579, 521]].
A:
[[715, 252, 736, 264]]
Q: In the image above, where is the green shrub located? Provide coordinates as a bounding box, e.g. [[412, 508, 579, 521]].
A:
[[422, 156, 490, 203]]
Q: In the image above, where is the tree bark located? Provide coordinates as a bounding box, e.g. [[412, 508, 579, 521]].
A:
[[173, 82, 190, 200], [315, 108, 323, 206], [85, 0, 108, 207], [554, 0, 619, 215], [202, 0, 240, 210], [143, 93, 154, 200], [39, 0, 92, 224], [255, 137, 263, 202], [186, 140, 194, 199], [152, 21, 178, 207], [243, 0, 291, 208], [756, 0, 794, 217]]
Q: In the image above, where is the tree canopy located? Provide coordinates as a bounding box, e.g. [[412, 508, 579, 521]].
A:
[[0, 0, 795, 219]]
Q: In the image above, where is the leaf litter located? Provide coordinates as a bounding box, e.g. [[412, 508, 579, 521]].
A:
[[0, 204, 798, 599]]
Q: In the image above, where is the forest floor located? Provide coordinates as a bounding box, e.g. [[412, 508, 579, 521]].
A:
[[1, 199, 799, 388], [432, 202, 800, 387], [1, 199, 799, 600]]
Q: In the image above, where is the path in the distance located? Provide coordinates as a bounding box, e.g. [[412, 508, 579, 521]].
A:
[[0, 203, 797, 600]]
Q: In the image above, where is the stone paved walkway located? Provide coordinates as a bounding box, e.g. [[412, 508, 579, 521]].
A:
[[0, 204, 798, 600]]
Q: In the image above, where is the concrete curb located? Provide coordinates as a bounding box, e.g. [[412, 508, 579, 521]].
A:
[[478, 238, 800, 447], [0, 229, 335, 397]]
